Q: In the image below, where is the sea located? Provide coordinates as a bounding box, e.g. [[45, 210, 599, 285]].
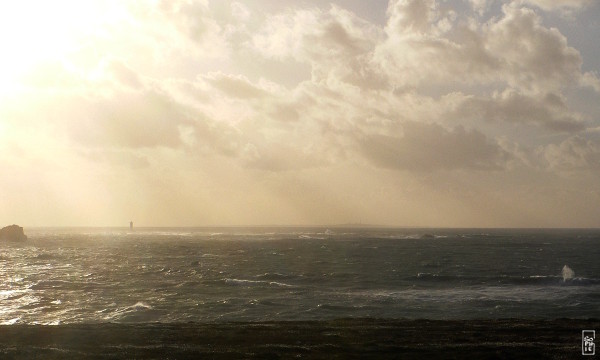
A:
[[1, 227, 599, 325]]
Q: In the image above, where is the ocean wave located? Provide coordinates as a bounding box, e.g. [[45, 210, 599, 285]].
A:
[[248, 299, 283, 306], [561, 277, 600, 285], [298, 235, 326, 240], [223, 278, 293, 287], [255, 272, 294, 280], [0, 289, 29, 301], [104, 302, 164, 322], [352, 286, 580, 303], [412, 273, 600, 286], [316, 304, 362, 311], [0, 317, 20, 325], [1, 228, 598, 324], [34, 253, 59, 260], [29, 280, 73, 290], [128, 302, 153, 310], [29, 279, 103, 291]]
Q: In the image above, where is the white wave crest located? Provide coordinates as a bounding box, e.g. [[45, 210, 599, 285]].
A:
[[562, 265, 575, 281]]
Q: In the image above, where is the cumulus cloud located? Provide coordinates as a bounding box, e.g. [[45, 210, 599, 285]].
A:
[[581, 71, 600, 92], [522, 0, 592, 11], [541, 135, 600, 171], [253, 5, 382, 60], [385, 0, 439, 35], [486, 4, 582, 91], [455, 90, 585, 132], [204, 72, 268, 99], [376, 2, 583, 93], [153, 0, 223, 45], [252, 5, 385, 88], [468, 0, 491, 15], [469, 0, 594, 16], [358, 122, 511, 171], [6, 0, 595, 173]]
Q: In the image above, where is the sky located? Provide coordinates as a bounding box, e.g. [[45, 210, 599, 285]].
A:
[[1, 0, 599, 227]]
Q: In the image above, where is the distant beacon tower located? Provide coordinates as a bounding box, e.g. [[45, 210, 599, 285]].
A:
[[130, 221, 133, 230]]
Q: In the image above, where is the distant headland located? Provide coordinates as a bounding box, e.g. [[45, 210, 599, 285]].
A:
[[0, 224, 27, 241]]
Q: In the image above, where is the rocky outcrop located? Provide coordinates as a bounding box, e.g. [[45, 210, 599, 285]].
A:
[[0, 225, 27, 241]]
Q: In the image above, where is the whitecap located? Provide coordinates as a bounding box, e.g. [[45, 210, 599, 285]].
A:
[[1, 317, 20, 325], [224, 278, 293, 287], [562, 265, 575, 281], [129, 302, 152, 310], [299, 235, 325, 240]]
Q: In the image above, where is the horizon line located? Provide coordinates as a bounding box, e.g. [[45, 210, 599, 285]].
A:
[[12, 224, 600, 230]]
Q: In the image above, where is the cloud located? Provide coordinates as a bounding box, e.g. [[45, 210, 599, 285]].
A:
[[204, 72, 267, 99], [486, 4, 582, 92], [252, 5, 385, 88], [468, 0, 491, 15], [467, 0, 594, 17], [254, 4, 383, 61], [4, 0, 593, 174], [231, 2, 251, 22], [581, 71, 600, 92], [385, 0, 438, 35], [251, 0, 593, 110], [521, 0, 592, 11], [68, 89, 195, 149], [376, 2, 583, 93], [0, 0, 599, 227], [541, 135, 600, 171], [100, 0, 231, 76], [102, 59, 143, 89], [358, 121, 511, 171], [455, 90, 585, 132], [155, 0, 220, 44]]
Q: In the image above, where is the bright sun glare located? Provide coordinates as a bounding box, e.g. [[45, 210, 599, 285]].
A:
[[0, 1, 126, 95]]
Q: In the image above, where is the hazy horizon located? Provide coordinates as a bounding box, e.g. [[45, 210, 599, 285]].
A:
[[2, 0, 600, 228], [15, 224, 600, 230]]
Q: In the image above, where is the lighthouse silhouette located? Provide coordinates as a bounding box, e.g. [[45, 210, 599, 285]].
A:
[[129, 221, 133, 230]]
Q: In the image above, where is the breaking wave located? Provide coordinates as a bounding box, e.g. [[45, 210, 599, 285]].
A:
[[413, 273, 600, 286]]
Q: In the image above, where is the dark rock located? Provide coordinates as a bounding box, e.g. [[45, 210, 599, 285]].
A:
[[420, 233, 435, 239], [0, 224, 27, 241]]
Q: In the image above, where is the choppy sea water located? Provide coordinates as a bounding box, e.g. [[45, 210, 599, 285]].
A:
[[1, 228, 599, 325]]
